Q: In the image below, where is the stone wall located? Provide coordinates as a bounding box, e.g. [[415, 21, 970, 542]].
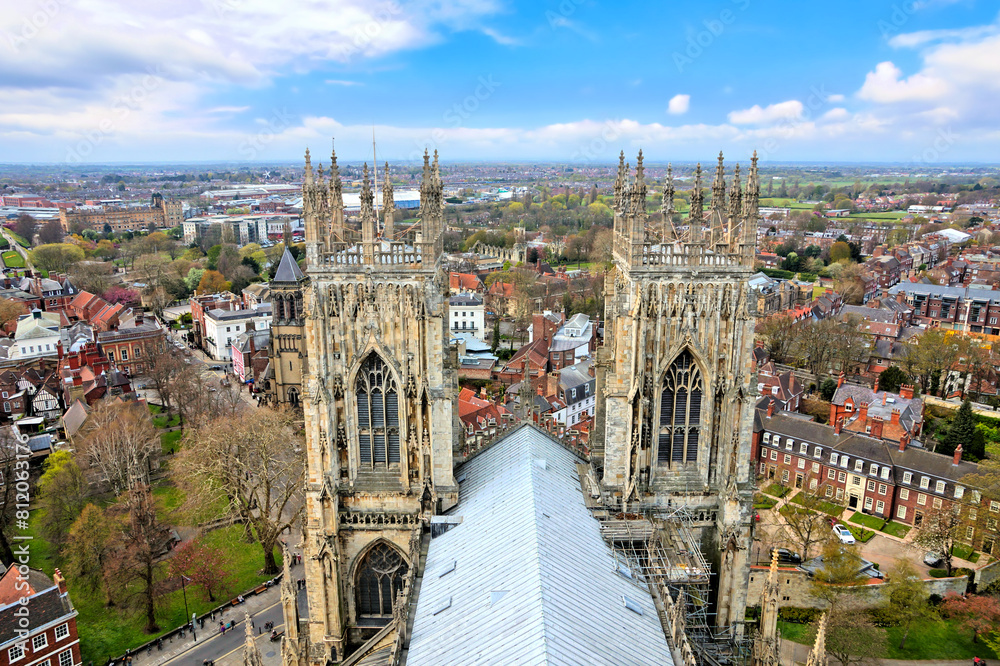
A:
[[746, 565, 968, 609], [975, 559, 1000, 589]]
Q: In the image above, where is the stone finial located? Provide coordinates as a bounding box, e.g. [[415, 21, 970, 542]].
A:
[[806, 613, 828, 666], [613, 151, 627, 215], [303, 148, 313, 185], [383, 161, 395, 239], [689, 163, 704, 241], [243, 610, 265, 666], [632, 150, 647, 217], [728, 163, 742, 223]]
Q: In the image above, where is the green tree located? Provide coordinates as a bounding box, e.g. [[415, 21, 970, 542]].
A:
[[883, 559, 936, 649], [36, 451, 87, 546], [819, 378, 838, 401], [28, 243, 85, 273], [830, 241, 852, 263], [944, 400, 976, 458], [877, 366, 908, 394], [64, 504, 116, 605]]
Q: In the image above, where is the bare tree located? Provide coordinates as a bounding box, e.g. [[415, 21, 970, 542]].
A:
[[177, 408, 304, 574], [779, 477, 835, 560], [77, 400, 159, 495], [756, 314, 798, 364], [106, 486, 167, 632], [142, 340, 187, 413]]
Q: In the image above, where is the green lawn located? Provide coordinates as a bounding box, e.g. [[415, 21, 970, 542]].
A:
[[152, 413, 181, 429], [844, 523, 877, 543], [0, 236, 9, 249], [881, 521, 911, 539], [952, 542, 981, 563], [27, 487, 280, 665], [2, 250, 25, 268], [763, 483, 790, 498], [7, 231, 30, 247], [780, 617, 996, 660], [753, 493, 777, 510], [848, 511, 885, 530], [160, 429, 182, 454], [789, 492, 844, 517]]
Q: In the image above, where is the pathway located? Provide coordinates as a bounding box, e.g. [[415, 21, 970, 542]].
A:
[[781, 637, 994, 666]]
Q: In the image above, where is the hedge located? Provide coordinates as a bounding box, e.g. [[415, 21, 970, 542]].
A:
[[778, 607, 822, 624]]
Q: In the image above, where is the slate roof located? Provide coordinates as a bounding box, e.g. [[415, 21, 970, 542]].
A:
[[0, 585, 74, 648], [273, 248, 304, 283], [832, 383, 923, 432], [407, 425, 674, 666]]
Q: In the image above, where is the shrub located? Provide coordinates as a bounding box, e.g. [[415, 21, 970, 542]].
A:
[[929, 593, 944, 606], [929, 569, 949, 578], [778, 607, 822, 624], [868, 606, 900, 627]]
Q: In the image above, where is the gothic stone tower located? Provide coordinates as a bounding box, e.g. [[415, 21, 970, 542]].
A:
[[298, 147, 458, 664], [597, 150, 759, 629], [268, 246, 309, 407]]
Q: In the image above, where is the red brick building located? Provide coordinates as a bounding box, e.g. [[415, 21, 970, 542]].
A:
[[96, 311, 166, 376], [829, 379, 924, 445], [0, 568, 81, 666], [754, 404, 994, 554]]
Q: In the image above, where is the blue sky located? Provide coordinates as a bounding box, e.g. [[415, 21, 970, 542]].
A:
[[1, 0, 999, 164]]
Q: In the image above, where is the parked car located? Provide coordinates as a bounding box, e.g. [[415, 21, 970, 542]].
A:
[[769, 548, 802, 564], [210, 365, 223, 371], [923, 551, 944, 567], [832, 524, 856, 545]]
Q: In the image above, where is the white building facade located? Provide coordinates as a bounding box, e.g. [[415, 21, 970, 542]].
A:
[[203, 304, 272, 361]]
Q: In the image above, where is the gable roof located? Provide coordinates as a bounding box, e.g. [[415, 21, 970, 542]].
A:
[[408, 425, 674, 666], [273, 248, 304, 283]]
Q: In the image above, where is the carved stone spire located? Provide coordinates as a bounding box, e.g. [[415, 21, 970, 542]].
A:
[[613, 151, 627, 215], [752, 549, 782, 666], [302, 148, 320, 258], [281, 542, 299, 643], [432, 150, 444, 218], [632, 150, 647, 217], [303, 148, 313, 186], [805, 613, 828, 666], [710, 151, 726, 243], [360, 163, 375, 262], [743, 150, 760, 255], [382, 161, 395, 239], [661, 163, 676, 242], [329, 143, 345, 242], [728, 163, 742, 222], [689, 163, 704, 243], [243, 610, 264, 666]]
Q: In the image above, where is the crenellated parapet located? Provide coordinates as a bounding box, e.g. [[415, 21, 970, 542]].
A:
[[612, 151, 761, 275], [303, 142, 445, 274]]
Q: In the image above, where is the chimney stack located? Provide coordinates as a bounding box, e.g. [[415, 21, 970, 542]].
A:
[[900, 384, 914, 400], [899, 432, 909, 452], [954, 444, 963, 466], [767, 400, 775, 418], [834, 417, 843, 435], [873, 374, 880, 393], [53, 569, 67, 595], [837, 372, 845, 389]]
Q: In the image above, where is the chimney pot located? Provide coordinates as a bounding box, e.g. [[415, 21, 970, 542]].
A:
[[767, 400, 775, 417], [954, 444, 963, 465], [899, 433, 909, 452], [837, 372, 845, 389], [834, 417, 843, 435]]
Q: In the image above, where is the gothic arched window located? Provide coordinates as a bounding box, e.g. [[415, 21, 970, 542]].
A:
[[356, 542, 408, 617], [356, 354, 400, 467], [657, 350, 703, 464]]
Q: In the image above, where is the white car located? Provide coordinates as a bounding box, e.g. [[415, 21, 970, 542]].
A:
[[832, 524, 856, 545]]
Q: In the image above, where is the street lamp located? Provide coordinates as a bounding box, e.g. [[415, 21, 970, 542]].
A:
[[180, 575, 193, 639]]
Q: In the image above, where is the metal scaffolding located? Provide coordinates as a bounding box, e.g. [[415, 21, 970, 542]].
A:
[[595, 501, 751, 666]]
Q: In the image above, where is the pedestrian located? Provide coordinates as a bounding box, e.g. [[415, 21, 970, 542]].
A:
[[973, 658, 983, 666]]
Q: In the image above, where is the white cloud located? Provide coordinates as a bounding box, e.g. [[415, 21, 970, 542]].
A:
[[857, 61, 949, 104], [480, 27, 518, 46], [667, 94, 690, 115], [727, 100, 804, 125], [820, 108, 850, 122], [325, 80, 363, 86], [827, 94, 845, 103]]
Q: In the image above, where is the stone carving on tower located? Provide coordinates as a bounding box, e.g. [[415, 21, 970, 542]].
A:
[[595, 150, 760, 629], [280, 543, 306, 666], [752, 549, 782, 666], [298, 144, 456, 664], [806, 613, 829, 666], [243, 610, 264, 666]]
